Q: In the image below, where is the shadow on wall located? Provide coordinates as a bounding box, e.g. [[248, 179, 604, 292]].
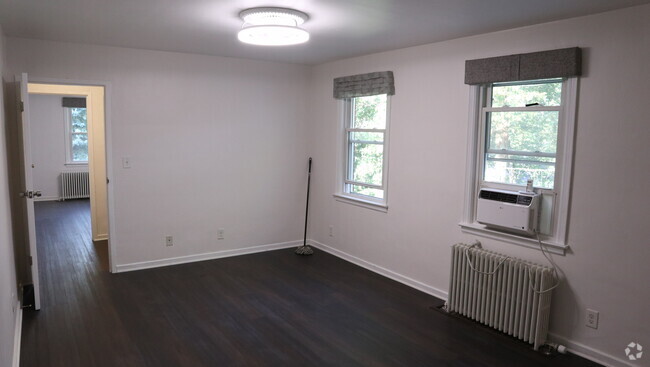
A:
[[549, 277, 581, 342]]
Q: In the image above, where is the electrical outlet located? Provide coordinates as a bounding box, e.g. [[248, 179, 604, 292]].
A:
[[586, 309, 599, 329], [217, 229, 225, 240], [165, 236, 173, 247], [329, 225, 334, 237]]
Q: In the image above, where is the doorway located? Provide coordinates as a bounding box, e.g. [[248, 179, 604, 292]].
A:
[[16, 78, 112, 310], [27, 83, 109, 243]]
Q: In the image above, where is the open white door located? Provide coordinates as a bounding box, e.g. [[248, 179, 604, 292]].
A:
[[16, 73, 41, 310]]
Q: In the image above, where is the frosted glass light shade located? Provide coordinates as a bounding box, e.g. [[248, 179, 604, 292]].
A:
[[238, 7, 310, 46], [238, 26, 309, 46]]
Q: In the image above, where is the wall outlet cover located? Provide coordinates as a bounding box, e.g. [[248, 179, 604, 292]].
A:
[[586, 309, 599, 329]]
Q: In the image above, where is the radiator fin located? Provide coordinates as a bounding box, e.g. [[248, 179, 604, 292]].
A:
[[447, 243, 554, 350]]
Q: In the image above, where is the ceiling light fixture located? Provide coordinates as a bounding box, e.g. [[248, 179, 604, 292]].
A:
[[238, 7, 310, 46]]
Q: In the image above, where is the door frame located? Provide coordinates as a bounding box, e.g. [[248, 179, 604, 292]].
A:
[[26, 76, 118, 273]]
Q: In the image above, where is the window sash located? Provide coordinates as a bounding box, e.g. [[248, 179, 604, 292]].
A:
[[484, 106, 561, 112], [481, 80, 564, 190], [343, 96, 389, 197], [485, 149, 556, 158], [65, 108, 89, 164], [346, 139, 385, 188]]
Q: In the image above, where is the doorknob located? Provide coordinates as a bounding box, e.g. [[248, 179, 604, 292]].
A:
[[18, 191, 40, 199], [19, 191, 33, 198]]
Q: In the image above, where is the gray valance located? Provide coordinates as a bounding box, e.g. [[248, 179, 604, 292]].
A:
[[464, 47, 581, 85], [62, 97, 86, 108], [333, 71, 395, 99]]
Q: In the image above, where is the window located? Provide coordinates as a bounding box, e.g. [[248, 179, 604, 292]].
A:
[[483, 79, 561, 189], [337, 94, 390, 208], [65, 107, 89, 164], [461, 78, 577, 254]]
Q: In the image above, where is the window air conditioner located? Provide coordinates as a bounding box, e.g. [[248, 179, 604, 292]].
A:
[[476, 188, 539, 235]]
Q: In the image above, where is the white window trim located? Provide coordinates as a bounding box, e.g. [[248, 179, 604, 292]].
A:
[[459, 77, 578, 255], [333, 95, 391, 212], [64, 107, 89, 166]]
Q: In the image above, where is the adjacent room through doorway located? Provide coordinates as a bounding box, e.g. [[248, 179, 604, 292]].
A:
[[25, 82, 111, 301]]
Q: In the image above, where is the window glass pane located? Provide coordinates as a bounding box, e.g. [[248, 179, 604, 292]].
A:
[[350, 142, 383, 185], [485, 153, 555, 188], [350, 184, 384, 199], [71, 133, 88, 162], [352, 94, 387, 129], [491, 80, 562, 107], [349, 131, 384, 143], [71, 108, 88, 132], [488, 111, 558, 154]]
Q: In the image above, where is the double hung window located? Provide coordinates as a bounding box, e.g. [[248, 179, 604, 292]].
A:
[[65, 107, 88, 164], [342, 94, 390, 203]]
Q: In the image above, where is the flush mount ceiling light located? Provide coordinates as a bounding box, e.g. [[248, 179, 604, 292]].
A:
[[238, 7, 310, 46]]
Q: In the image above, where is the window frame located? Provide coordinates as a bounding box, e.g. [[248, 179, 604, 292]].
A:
[[460, 77, 578, 255], [334, 94, 391, 211], [64, 106, 89, 166]]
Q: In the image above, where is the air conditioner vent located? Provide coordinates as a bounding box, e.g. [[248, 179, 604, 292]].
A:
[[479, 190, 518, 204]]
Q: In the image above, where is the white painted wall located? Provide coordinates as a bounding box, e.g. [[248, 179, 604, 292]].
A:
[[6, 39, 311, 268], [306, 5, 650, 367], [0, 26, 20, 367], [28, 94, 86, 201]]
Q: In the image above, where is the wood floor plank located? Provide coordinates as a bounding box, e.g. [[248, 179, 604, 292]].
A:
[[20, 200, 601, 366]]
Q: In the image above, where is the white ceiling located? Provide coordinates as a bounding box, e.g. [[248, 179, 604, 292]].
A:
[[1, 0, 648, 65]]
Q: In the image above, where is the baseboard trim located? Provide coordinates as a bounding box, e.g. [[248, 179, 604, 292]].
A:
[[548, 332, 634, 367], [115, 240, 301, 273], [93, 235, 108, 242], [12, 301, 22, 367], [34, 196, 60, 202], [308, 239, 448, 301]]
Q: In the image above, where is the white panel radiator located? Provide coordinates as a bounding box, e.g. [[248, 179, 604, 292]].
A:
[[446, 243, 554, 350], [61, 171, 90, 200]]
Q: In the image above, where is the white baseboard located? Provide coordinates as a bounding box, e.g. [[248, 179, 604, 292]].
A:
[[308, 239, 448, 301], [548, 333, 635, 367], [12, 301, 22, 367], [34, 196, 60, 202], [115, 240, 301, 273]]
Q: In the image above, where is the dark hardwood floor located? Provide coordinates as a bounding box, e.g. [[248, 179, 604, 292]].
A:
[[21, 200, 600, 367]]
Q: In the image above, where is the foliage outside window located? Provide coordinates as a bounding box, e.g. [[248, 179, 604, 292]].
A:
[[343, 94, 389, 203], [483, 79, 562, 189], [66, 107, 88, 163]]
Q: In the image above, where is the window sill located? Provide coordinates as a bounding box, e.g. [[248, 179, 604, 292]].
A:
[[333, 193, 388, 213], [459, 222, 568, 255], [65, 162, 88, 167]]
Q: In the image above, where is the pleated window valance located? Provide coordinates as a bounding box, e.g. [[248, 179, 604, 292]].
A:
[[62, 97, 86, 108], [464, 47, 582, 85], [333, 71, 395, 99]]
